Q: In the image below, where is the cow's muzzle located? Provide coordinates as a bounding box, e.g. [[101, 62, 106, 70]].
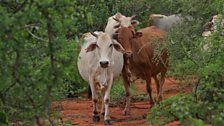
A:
[[100, 61, 109, 68]]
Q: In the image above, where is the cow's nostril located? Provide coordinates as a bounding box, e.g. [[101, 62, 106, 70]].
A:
[[100, 61, 109, 68], [100, 61, 109, 65]]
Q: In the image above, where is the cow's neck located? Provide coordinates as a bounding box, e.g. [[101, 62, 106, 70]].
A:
[[131, 38, 145, 54], [94, 66, 112, 90]]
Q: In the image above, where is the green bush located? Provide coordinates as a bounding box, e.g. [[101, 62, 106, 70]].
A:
[[0, 112, 8, 126], [146, 0, 224, 126], [0, 0, 86, 124], [147, 94, 195, 126], [147, 93, 224, 126], [110, 78, 125, 104], [110, 78, 137, 105]]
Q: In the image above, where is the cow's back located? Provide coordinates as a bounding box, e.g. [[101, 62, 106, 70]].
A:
[[138, 26, 165, 43], [139, 26, 168, 75], [129, 26, 167, 78], [153, 15, 181, 32]]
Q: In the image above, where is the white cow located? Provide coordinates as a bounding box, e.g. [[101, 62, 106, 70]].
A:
[[148, 14, 182, 32], [202, 14, 224, 38], [105, 12, 139, 36], [78, 32, 124, 125], [202, 14, 224, 51], [105, 12, 139, 82]]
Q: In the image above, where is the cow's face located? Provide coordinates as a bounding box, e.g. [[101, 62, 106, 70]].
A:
[[120, 17, 138, 28], [113, 27, 142, 59], [86, 33, 124, 68], [113, 15, 139, 29]]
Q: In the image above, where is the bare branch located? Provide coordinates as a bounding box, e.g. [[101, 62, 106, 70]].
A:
[[180, 40, 200, 68], [13, 0, 28, 13], [27, 30, 47, 42]]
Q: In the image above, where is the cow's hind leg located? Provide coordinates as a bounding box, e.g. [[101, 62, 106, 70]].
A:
[[158, 73, 165, 101], [153, 75, 160, 102], [122, 67, 131, 115], [146, 75, 154, 105]]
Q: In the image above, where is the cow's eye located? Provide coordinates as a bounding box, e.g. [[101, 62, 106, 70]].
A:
[[109, 44, 113, 48]]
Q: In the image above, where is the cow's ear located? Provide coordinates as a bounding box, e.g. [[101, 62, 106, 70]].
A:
[[86, 42, 97, 52], [113, 40, 125, 53], [131, 20, 139, 26], [112, 33, 118, 40], [134, 32, 143, 38], [209, 16, 213, 22]]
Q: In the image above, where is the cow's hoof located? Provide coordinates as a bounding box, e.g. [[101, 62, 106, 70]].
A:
[[104, 119, 112, 125], [92, 115, 100, 122], [149, 100, 154, 105], [158, 96, 163, 102], [101, 112, 105, 116], [123, 110, 130, 116]]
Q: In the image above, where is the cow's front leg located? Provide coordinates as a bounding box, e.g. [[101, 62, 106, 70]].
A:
[[103, 75, 113, 125], [101, 89, 106, 116], [122, 67, 131, 115], [89, 77, 100, 122]]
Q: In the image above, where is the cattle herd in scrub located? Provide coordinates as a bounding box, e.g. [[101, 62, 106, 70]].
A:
[[77, 12, 223, 125]]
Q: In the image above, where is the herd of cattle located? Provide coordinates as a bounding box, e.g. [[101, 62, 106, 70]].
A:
[[77, 12, 223, 125]]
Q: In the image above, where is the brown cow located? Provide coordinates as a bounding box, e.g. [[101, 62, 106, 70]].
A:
[[113, 26, 168, 115]]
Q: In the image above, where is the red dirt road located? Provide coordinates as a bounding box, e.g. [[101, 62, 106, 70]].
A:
[[53, 78, 194, 126]]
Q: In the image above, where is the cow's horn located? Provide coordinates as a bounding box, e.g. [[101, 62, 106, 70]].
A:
[[90, 32, 98, 38], [131, 15, 136, 20], [113, 17, 120, 22]]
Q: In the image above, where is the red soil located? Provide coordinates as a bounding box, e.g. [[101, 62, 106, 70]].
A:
[[52, 78, 194, 126]]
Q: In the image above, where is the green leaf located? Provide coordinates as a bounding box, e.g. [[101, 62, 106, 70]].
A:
[[86, 12, 93, 25], [0, 112, 8, 125], [190, 118, 205, 126]]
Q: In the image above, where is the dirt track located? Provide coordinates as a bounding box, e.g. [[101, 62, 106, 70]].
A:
[[53, 78, 194, 126]]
